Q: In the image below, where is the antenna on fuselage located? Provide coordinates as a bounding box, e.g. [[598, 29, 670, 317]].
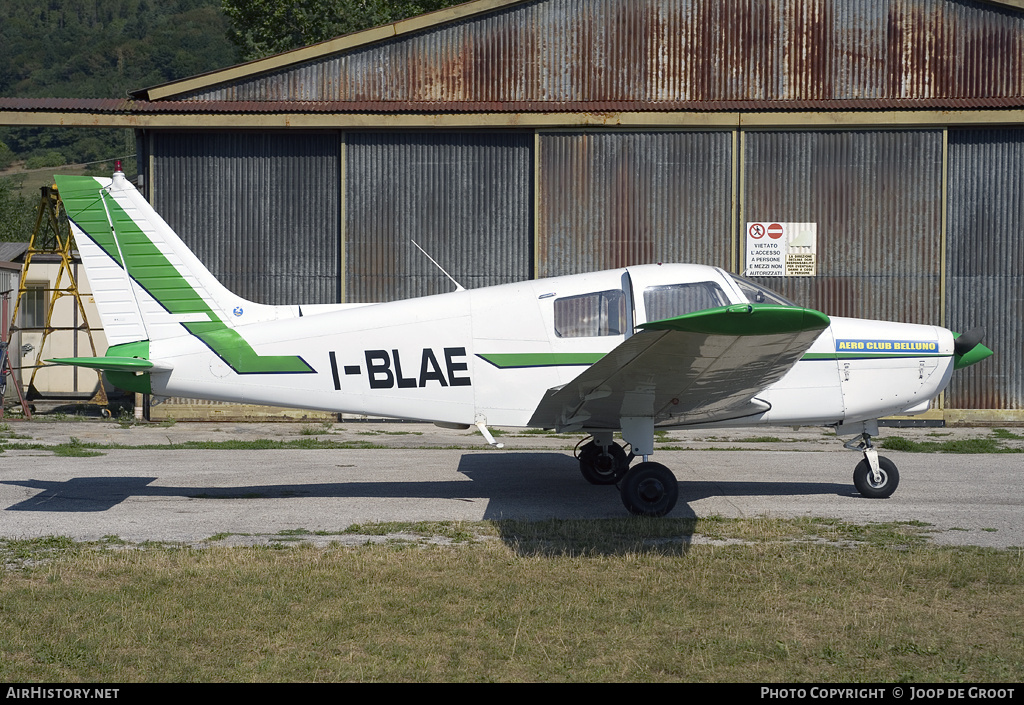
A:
[[411, 240, 465, 292]]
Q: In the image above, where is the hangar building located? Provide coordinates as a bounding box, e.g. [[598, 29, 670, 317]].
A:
[[2, 0, 1022, 421]]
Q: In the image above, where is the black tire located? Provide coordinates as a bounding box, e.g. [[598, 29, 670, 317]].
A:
[[853, 456, 900, 498], [578, 440, 630, 485], [620, 462, 679, 517]]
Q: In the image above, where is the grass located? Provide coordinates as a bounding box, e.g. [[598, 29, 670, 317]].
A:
[[0, 437, 397, 455], [4, 434, 1022, 456], [0, 423, 30, 441], [991, 428, 1024, 441], [0, 519, 1021, 682], [880, 436, 1023, 454], [300, 421, 336, 435], [51, 437, 104, 458], [3, 162, 91, 197], [4, 422, 1024, 457]]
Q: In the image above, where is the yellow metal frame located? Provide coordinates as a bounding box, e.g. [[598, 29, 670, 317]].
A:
[[6, 185, 107, 408]]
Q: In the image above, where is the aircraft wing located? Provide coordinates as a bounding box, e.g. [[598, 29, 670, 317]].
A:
[[527, 304, 830, 430]]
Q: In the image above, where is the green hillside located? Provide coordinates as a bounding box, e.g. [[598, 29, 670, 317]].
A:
[[0, 0, 465, 239], [0, 0, 237, 185]]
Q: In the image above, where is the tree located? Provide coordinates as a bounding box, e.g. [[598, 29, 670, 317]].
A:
[[0, 142, 15, 171], [0, 178, 34, 243], [223, 0, 465, 61], [0, 0, 237, 172]]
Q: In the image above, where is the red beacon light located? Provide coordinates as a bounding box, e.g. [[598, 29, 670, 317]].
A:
[[114, 160, 123, 173]]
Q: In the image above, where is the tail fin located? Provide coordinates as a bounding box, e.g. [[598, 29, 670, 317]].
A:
[[53, 168, 314, 380], [55, 169, 298, 348]]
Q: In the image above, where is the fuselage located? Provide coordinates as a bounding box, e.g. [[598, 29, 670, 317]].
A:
[[145, 263, 956, 431]]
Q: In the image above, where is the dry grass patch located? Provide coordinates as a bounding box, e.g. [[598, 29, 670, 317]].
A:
[[1, 520, 1021, 682]]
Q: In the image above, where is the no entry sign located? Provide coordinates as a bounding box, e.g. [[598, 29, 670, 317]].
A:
[[745, 222, 817, 277]]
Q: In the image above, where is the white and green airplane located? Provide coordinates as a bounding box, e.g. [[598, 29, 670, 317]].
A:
[[48, 166, 992, 517]]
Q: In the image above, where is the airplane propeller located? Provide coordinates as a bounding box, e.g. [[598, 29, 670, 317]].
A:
[[954, 327, 985, 356], [953, 327, 994, 369]]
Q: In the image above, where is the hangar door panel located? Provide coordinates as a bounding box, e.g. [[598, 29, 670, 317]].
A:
[[150, 132, 341, 306], [345, 131, 532, 303], [743, 130, 943, 325], [536, 131, 733, 278], [946, 128, 1024, 410]]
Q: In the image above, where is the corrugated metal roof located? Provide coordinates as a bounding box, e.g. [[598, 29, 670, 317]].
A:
[[5, 0, 1024, 117], [132, 0, 1024, 104], [0, 242, 29, 263], [3, 96, 1024, 115], [163, 0, 1024, 107]]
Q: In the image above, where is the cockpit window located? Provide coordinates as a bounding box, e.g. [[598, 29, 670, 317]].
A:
[[553, 289, 626, 338], [730, 275, 797, 307], [643, 282, 729, 321]]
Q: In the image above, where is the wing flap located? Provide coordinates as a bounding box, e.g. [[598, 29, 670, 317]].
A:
[[528, 304, 829, 430]]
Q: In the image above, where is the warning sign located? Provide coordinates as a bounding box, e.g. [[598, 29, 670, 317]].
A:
[[745, 222, 817, 277], [786, 253, 815, 276]]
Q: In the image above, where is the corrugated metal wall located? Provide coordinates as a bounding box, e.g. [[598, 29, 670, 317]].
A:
[[537, 130, 733, 277], [141, 125, 1020, 412], [150, 132, 341, 305], [344, 131, 533, 302], [182, 0, 1024, 106], [946, 128, 1024, 410], [743, 130, 944, 324]]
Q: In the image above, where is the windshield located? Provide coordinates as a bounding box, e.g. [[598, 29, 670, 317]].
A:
[[730, 274, 797, 307], [643, 282, 730, 320]]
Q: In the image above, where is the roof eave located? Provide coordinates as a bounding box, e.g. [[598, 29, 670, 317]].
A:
[[4, 104, 1023, 130]]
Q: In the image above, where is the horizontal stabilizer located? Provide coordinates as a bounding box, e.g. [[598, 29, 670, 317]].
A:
[[47, 356, 173, 373]]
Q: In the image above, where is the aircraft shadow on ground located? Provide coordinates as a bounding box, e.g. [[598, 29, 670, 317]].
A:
[[1, 452, 852, 517], [1, 452, 861, 556]]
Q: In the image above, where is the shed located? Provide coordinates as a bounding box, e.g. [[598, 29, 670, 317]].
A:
[[2, 0, 1022, 421]]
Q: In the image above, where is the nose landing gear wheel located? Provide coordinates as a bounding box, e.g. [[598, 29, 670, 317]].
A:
[[619, 462, 678, 517], [577, 440, 630, 485], [853, 456, 899, 498]]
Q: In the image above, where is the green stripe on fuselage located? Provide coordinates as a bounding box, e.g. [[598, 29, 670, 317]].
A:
[[477, 353, 605, 369], [183, 321, 314, 374], [55, 175, 313, 375]]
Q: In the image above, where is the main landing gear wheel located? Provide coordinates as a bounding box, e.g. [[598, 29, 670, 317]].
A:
[[577, 440, 631, 485], [853, 456, 900, 499], [619, 462, 679, 517]]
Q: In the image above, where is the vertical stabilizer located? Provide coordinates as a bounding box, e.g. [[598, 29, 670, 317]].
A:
[[55, 172, 148, 346], [55, 169, 301, 349]]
